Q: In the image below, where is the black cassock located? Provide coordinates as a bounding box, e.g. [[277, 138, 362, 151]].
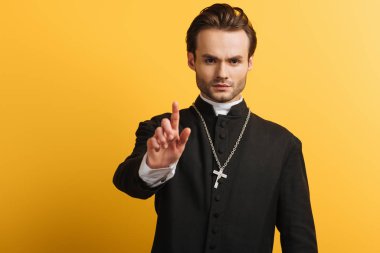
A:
[[113, 96, 318, 253]]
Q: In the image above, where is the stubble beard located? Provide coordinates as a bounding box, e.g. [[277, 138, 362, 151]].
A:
[[196, 74, 247, 103]]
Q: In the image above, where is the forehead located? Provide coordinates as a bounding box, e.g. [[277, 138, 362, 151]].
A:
[[195, 29, 250, 58]]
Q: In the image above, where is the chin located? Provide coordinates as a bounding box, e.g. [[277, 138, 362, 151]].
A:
[[210, 94, 235, 103]]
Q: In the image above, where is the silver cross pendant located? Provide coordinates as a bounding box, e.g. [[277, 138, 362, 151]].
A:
[[213, 169, 227, 189]]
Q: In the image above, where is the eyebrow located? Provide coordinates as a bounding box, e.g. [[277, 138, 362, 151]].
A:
[[201, 54, 244, 60]]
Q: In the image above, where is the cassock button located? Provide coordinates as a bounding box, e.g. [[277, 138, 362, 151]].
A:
[[212, 227, 218, 234], [217, 147, 224, 154], [213, 212, 220, 218], [209, 244, 216, 250], [219, 132, 226, 139], [220, 120, 226, 128], [214, 195, 221, 201]]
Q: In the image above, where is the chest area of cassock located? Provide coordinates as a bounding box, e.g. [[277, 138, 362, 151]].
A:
[[153, 109, 289, 251], [156, 110, 286, 219]]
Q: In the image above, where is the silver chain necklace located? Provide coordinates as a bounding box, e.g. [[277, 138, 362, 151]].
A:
[[192, 103, 251, 189]]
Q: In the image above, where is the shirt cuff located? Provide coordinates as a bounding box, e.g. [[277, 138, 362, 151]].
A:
[[138, 153, 178, 187]]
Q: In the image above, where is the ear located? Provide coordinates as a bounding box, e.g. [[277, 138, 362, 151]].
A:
[[248, 56, 253, 71], [187, 52, 195, 71]]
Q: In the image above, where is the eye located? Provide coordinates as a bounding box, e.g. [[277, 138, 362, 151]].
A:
[[205, 58, 216, 64], [230, 58, 241, 65]]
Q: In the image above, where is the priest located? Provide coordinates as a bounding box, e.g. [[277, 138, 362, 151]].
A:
[[113, 3, 318, 253]]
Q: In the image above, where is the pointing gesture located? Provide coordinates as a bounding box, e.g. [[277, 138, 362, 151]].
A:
[[146, 102, 191, 169]]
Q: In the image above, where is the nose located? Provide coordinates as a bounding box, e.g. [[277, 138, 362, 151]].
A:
[[216, 62, 228, 80]]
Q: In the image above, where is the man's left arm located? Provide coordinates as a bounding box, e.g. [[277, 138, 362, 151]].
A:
[[276, 135, 318, 253]]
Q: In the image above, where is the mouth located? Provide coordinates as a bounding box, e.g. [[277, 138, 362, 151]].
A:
[[212, 83, 231, 91], [213, 83, 231, 88]]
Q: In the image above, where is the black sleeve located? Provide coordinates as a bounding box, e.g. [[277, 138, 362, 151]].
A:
[[276, 135, 318, 252], [112, 114, 168, 199]]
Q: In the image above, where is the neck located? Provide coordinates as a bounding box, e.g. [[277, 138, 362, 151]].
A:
[[200, 94, 243, 116]]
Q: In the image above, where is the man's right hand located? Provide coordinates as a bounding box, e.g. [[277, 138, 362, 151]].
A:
[[146, 102, 191, 169]]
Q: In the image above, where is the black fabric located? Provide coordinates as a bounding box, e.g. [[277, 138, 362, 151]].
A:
[[113, 96, 318, 253]]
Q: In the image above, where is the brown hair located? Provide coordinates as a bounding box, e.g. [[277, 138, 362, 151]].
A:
[[186, 3, 257, 59]]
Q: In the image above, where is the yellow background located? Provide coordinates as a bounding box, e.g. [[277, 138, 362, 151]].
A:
[[1, 0, 379, 252]]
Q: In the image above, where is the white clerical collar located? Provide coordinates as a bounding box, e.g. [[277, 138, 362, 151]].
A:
[[200, 94, 243, 116]]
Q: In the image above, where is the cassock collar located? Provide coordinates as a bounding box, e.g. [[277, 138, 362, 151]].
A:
[[193, 95, 249, 118]]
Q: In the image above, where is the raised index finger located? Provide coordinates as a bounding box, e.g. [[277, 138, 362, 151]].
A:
[[171, 101, 179, 130]]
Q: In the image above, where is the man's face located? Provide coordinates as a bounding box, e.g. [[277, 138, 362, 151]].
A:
[[187, 29, 253, 103]]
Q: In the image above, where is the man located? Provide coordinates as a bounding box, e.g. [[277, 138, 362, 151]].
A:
[[113, 3, 318, 253]]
